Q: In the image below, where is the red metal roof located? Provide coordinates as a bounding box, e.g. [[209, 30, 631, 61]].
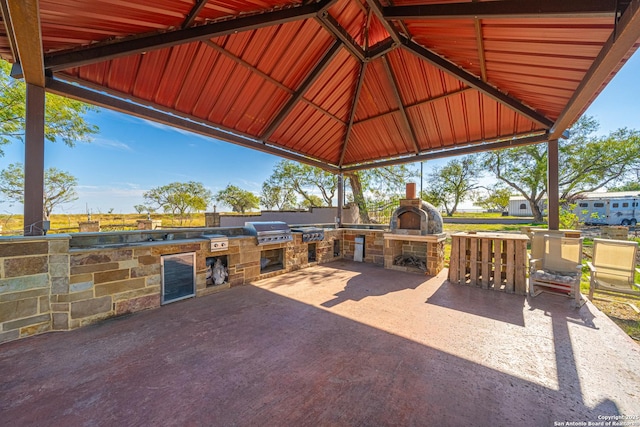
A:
[[1, 0, 639, 171]]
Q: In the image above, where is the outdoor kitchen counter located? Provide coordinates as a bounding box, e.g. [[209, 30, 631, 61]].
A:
[[449, 232, 529, 295], [68, 236, 252, 252]]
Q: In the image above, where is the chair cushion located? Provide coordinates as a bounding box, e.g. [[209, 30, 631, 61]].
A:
[[531, 270, 578, 284]]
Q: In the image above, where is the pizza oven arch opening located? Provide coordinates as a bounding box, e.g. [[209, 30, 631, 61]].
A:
[[397, 209, 422, 231]]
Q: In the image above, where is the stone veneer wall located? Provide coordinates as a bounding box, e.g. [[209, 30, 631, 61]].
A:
[[0, 236, 69, 343], [383, 235, 446, 276], [341, 229, 385, 265], [0, 229, 376, 344]]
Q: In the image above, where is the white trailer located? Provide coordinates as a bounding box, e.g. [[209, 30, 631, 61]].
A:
[[574, 197, 640, 225]]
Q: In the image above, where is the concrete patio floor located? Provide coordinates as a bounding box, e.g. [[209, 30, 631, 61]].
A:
[[1, 261, 639, 426]]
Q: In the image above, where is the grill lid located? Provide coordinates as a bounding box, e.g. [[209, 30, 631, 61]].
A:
[[245, 221, 292, 245], [245, 221, 291, 234]]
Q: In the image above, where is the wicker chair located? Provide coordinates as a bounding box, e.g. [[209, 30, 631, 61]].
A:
[[588, 238, 640, 300], [530, 235, 584, 307]]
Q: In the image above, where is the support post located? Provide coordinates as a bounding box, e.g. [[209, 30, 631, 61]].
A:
[[337, 173, 344, 227], [24, 83, 45, 236], [547, 139, 560, 230]]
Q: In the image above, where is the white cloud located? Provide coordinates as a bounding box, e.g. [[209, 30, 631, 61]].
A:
[[92, 137, 133, 152]]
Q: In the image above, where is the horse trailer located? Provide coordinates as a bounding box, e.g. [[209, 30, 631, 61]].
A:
[[574, 197, 640, 226]]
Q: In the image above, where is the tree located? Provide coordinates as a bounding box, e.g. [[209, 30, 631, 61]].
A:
[[215, 184, 259, 213], [265, 160, 416, 223], [483, 116, 640, 222], [474, 185, 512, 212], [344, 165, 416, 223], [0, 163, 78, 220], [0, 61, 98, 156], [143, 181, 212, 224], [260, 180, 297, 210], [133, 204, 155, 214], [300, 195, 323, 209], [267, 160, 337, 207], [423, 156, 481, 216], [609, 181, 640, 192]]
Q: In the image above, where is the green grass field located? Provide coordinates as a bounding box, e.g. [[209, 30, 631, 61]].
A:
[[0, 212, 210, 234]]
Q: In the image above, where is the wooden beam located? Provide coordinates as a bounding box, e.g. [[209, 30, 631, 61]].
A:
[[43, 1, 332, 73], [474, 18, 487, 82], [403, 39, 554, 128], [472, 0, 488, 82], [341, 132, 549, 171], [339, 62, 368, 166], [204, 40, 293, 95], [182, 0, 209, 29], [262, 41, 342, 141], [354, 87, 473, 125], [364, 0, 402, 44], [316, 13, 365, 61], [5, 0, 44, 86], [547, 139, 560, 230], [0, 0, 18, 60], [550, 0, 640, 139], [46, 78, 340, 173], [384, 0, 617, 20], [23, 83, 45, 235], [366, 39, 398, 61], [381, 56, 420, 154]]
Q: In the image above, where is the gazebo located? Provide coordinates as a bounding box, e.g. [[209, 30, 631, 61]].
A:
[[1, 0, 639, 234]]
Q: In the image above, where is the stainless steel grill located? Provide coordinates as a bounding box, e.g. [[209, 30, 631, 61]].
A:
[[291, 227, 325, 242], [202, 234, 229, 252], [244, 221, 293, 245]]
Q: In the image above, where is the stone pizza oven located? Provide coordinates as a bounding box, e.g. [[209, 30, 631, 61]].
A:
[[389, 183, 443, 235], [384, 183, 446, 276]]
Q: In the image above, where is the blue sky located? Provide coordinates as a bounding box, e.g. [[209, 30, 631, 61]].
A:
[[1, 51, 640, 215]]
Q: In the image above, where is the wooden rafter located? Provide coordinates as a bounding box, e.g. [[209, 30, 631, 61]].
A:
[[381, 56, 420, 154], [384, 0, 617, 20], [4, 0, 44, 86], [403, 40, 554, 128], [342, 133, 550, 171], [40, 1, 334, 74], [472, 0, 488, 82], [262, 41, 342, 141], [316, 12, 365, 61], [182, 0, 209, 29], [354, 88, 473, 125], [339, 62, 368, 166]]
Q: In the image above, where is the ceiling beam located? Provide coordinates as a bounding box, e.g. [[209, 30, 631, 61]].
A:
[[472, 0, 488, 82], [0, 1, 18, 60], [42, 1, 332, 73], [262, 40, 342, 141], [341, 133, 549, 172], [46, 78, 339, 172], [4, 0, 44, 86], [316, 12, 366, 61], [366, 39, 398, 61], [354, 87, 473, 125], [381, 56, 420, 154], [384, 0, 617, 20], [339, 62, 368, 167], [550, 0, 640, 139], [364, 0, 402, 45], [204, 40, 293, 95], [402, 39, 554, 128], [182, 0, 209, 29]]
